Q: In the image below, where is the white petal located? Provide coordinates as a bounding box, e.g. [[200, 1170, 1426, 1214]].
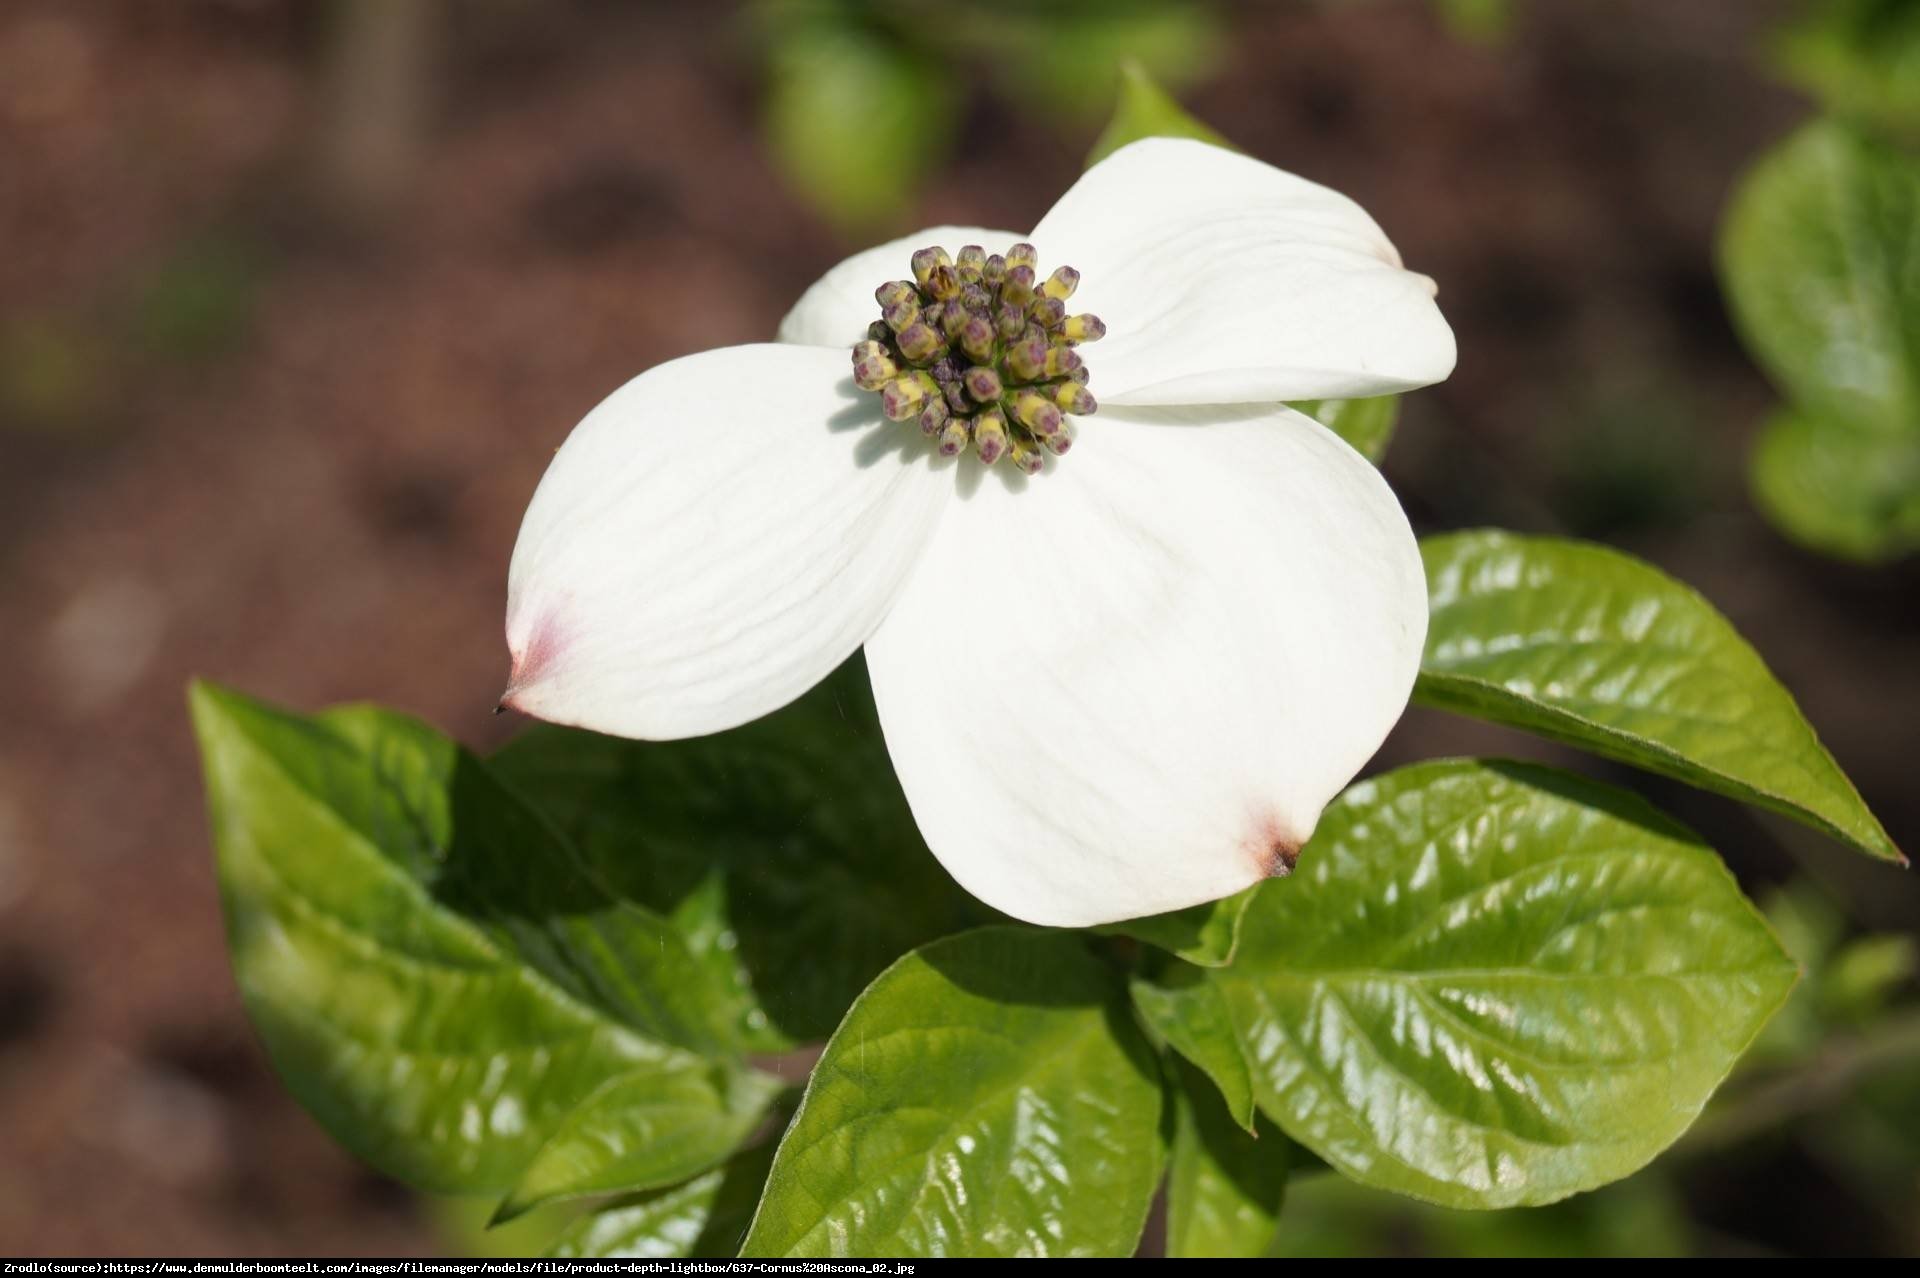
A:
[[864, 405, 1427, 927], [1031, 138, 1456, 405], [506, 344, 951, 739], [776, 224, 1022, 348]]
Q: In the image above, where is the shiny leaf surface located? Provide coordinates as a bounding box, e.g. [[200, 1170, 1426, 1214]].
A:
[[740, 928, 1163, 1257], [1148, 760, 1797, 1208], [1418, 531, 1902, 864], [498, 1064, 784, 1222], [1166, 1055, 1288, 1258], [547, 1139, 782, 1260], [492, 656, 991, 1048], [1100, 887, 1255, 967], [1132, 965, 1259, 1132], [192, 683, 737, 1193]]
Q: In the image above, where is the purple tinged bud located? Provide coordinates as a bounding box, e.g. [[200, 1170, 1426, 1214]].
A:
[[925, 263, 960, 301], [853, 338, 886, 362], [1028, 296, 1066, 330], [1006, 242, 1038, 270], [930, 356, 961, 383], [1040, 265, 1080, 300], [994, 302, 1026, 341], [937, 419, 971, 457], [910, 246, 952, 287], [881, 377, 927, 421], [1004, 333, 1047, 382], [896, 322, 942, 363], [1010, 439, 1045, 476], [1068, 364, 1091, 384], [875, 279, 918, 308], [963, 365, 1003, 403], [1052, 381, 1096, 415], [940, 299, 971, 337], [919, 398, 950, 437], [973, 407, 1009, 464], [1063, 313, 1106, 343], [943, 380, 971, 414], [883, 298, 919, 332], [868, 320, 892, 343], [1003, 264, 1036, 308], [959, 316, 996, 363], [1011, 390, 1062, 437], [1042, 426, 1073, 456], [853, 354, 898, 390], [956, 245, 986, 280], [1041, 345, 1082, 379], [961, 283, 991, 311], [982, 254, 1007, 285]]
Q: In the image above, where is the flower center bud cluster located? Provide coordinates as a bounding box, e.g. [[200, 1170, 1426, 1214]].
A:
[[852, 242, 1106, 474]]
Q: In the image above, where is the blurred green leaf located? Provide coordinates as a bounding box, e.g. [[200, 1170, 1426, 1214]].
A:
[[1774, 0, 1920, 136], [497, 1066, 784, 1223], [1291, 395, 1402, 464], [985, 4, 1222, 123], [192, 682, 748, 1194], [761, 25, 953, 232], [1721, 120, 1920, 434], [491, 656, 991, 1049], [1099, 886, 1254, 967], [740, 928, 1163, 1257], [1720, 119, 1920, 558], [130, 234, 265, 361], [1087, 58, 1230, 167], [1418, 530, 1904, 865], [1166, 1055, 1287, 1258], [1749, 407, 1920, 562], [1434, 0, 1518, 46], [548, 1137, 783, 1259], [1821, 934, 1919, 1025], [1138, 759, 1797, 1209]]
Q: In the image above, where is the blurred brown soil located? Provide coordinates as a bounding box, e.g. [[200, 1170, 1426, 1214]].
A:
[[0, 0, 1914, 1257]]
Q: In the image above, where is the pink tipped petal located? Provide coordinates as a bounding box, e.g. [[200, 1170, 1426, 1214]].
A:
[[506, 344, 951, 739], [776, 225, 1022, 349], [864, 404, 1427, 927], [1030, 138, 1456, 406]]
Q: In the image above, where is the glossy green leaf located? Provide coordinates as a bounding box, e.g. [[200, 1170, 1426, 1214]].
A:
[[1099, 886, 1255, 967], [1147, 760, 1797, 1209], [761, 26, 952, 232], [1166, 1055, 1287, 1259], [1290, 395, 1402, 465], [547, 1138, 782, 1260], [1720, 119, 1920, 435], [1418, 531, 1903, 864], [1749, 407, 1920, 562], [1773, 0, 1920, 137], [191, 682, 738, 1194], [1132, 965, 1258, 1133], [740, 928, 1163, 1258], [498, 1065, 784, 1222], [492, 657, 991, 1048], [1087, 60, 1231, 167]]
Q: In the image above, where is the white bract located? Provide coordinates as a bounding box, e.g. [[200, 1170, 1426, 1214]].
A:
[[504, 139, 1455, 927]]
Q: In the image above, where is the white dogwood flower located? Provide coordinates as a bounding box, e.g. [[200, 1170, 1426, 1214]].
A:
[[503, 139, 1454, 927]]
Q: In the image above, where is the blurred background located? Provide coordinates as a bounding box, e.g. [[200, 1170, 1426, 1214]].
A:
[[1, 0, 1916, 1257]]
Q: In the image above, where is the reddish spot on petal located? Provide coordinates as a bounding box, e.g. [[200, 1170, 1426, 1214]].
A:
[[1244, 811, 1303, 880], [501, 609, 568, 713]]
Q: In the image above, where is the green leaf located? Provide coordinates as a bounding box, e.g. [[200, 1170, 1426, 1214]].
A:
[[191, 682, 741, 1194], [1132, 965, 1258, 1132], [1749, 407, 1920, 562], [492, 656, 991, 1048], [1148, 759, 1798, 1209], [1166, 1055, 1288, 1259], [740, 928, 1164, 1258], [1087, 60, 1231, 168], [1720, 119, 1920, 435], [547, 1138, 782, 1260], [1773, 0, 1920, 137], [1290, 395, 1402, 464], [1418, 530, 1903, 865], [1099, 887, 1255, 967], [497, 1065, 785, 1223], [760, 26, 952, 232]]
